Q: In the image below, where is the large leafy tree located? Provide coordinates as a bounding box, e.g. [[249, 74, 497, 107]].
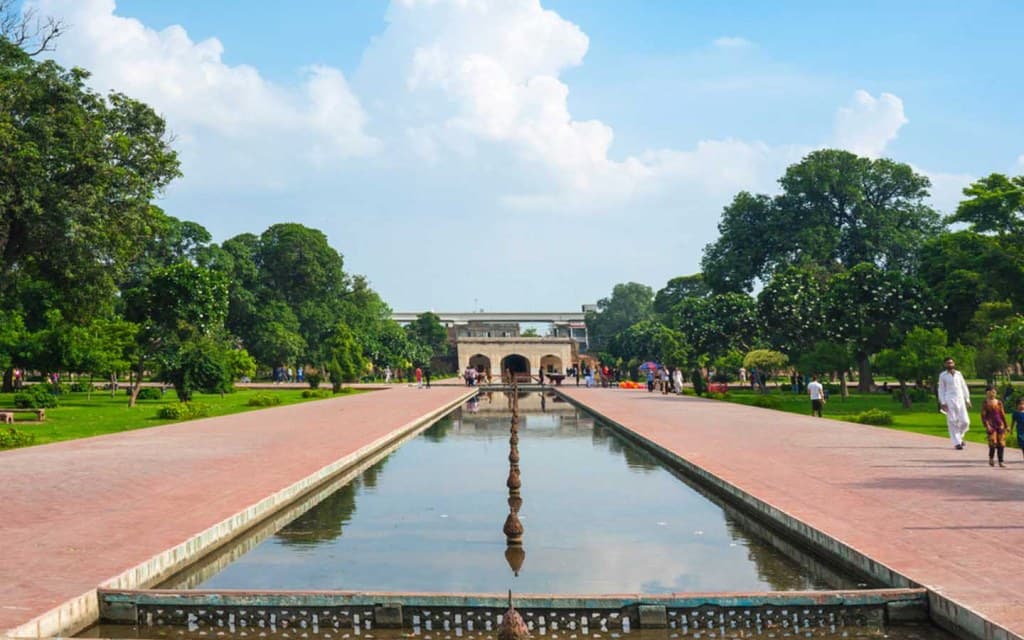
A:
[[668, 292, 758, 362], [585, 282, 654, 353], [947, 173, 1024, 236], [124, 261, 232, 403], [823, 263, 932, 391], [756, 265, 829, 359], [0, 41, 179, 323], [918, 232, 1024, 341], [702, 150, 940, 293], [405, 312, 448, 365], [653, 274, 710, 316], [608, 320, 688, 371]]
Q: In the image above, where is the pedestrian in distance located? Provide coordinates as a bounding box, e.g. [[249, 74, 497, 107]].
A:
[[415, 366, 423, 388], [938, 357, 972, 450], [807, 375, 825, 417], [1012, 398, 1024, 461], [981, 387, 1008, 467], [424, 366, 431, 389]]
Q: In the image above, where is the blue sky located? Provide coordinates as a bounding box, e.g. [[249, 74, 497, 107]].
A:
[[25, 0, 1024, 312]]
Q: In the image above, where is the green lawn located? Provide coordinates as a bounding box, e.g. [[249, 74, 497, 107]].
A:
[[716, 386, 1019, 447], [0, 387, 369, 448]]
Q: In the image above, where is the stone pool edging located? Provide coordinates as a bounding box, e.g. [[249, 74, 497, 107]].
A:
[[556, 390, 1020, 640], [97, 587, 929, 635], [3, 389, 476, 640]]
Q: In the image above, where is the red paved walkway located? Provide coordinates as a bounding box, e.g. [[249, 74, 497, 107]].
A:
[[559, 387, 1024, 639], [0, 385, 472, 637]]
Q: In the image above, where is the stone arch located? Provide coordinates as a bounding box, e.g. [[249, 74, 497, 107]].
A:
[[540, 354, 563, 374], [501, 354, 531, 382], [468, 354, 491, 374]]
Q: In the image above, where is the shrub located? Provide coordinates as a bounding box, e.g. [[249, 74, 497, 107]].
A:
[[69, 381, 92, 393], [691, 369, 706, 396], [14, 385, 59, 409], [247, 393, 282, 407], [710, 371, 732, 383], [0, 427, 35, 449], [306, 373, 322, 389], [707, 391, 730, 401], [852, 408, 893, 425], [750, 395, 782, 409], [136, 387, 163, 400], [157, 403, 212, 420], [302, 389, 332, 399]]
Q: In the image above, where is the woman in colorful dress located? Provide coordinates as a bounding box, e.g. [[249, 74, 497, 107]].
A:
[[981, 387, 1009, 467]]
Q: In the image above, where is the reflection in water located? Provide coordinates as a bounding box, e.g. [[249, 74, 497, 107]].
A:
[[185, 394, 870, 593]]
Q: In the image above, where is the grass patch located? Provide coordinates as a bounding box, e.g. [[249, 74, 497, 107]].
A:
[[0, 386, 370, 449], [717, 386, 1007, 446]]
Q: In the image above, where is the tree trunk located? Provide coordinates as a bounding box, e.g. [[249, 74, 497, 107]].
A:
[[128, 361, 144, 407], [838, 370, 849, 399], [899, 380, 912, 409], [857, 354, 873, 392], [2, 367, 12, 393]]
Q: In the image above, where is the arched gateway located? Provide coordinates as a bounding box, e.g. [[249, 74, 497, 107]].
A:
[[456, 337, 577, 384]]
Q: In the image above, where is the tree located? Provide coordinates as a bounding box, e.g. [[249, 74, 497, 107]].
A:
[[123, 261, 230, 403], [797, 341, 854, 399], [756, 265, 829, 359], [668, 292, 757, 361], [918, 232, 1024, 340], [1, 0, 64, 56], [1, 40, 179, 388], [823, 263, 932, 391], [609, 320, 688, 370], [585, 282, 654, 353], [948, 173, 1024, 236], [521, 328, 539, 337], [160, 335, 235, 401], [653, 274, 709, 316], [405, 312, 448, 363], [742, 349, 788, 390], [326, 323, 365, 391], [874, 328, 953, 408], [702, 150, 940, 293]]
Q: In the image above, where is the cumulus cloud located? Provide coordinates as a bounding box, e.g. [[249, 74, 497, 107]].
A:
[[833, 90, 908, 158], [31, 0, 377, 181], [713, 36, 754, 49]]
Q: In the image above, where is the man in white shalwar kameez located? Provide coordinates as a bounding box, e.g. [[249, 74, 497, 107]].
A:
[[938, 357, 972, 449]]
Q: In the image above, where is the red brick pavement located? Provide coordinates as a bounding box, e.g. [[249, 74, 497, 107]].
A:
[[558, 387, 1024, 638], [0, 385, 472, 637]]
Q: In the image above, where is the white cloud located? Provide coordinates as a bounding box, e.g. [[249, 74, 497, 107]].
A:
[[713, 36, 754, 49], [31, 0, 377, 182], [833, 90, 907, 158], [1015, 154, 1024, 173]]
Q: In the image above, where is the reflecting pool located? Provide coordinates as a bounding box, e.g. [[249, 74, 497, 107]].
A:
[[168, 392, 869, 593]]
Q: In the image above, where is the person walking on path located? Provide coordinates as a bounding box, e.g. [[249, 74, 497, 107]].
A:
[[981, 387, 1009, 467], [384, 366, 392, 383], [424, 366, 431, 389], [938, 357, 972, 450], [1012, 398, 1024, 460], [415, 366, 423, 388], [807, 375, 825, 417], [672, 367, 683, 394], [646, 368, 655, 393]]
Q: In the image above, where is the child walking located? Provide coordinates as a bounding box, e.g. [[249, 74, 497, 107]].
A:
[[981, 388, 1009, 467], [1011, 398, 1024, 461]]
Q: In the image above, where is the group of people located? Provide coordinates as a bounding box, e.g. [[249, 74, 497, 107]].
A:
[[935, 357, 1023, 466], [644, 366, 684, 394], [271, 366, 303, 383], [463, 366, 490, 386]]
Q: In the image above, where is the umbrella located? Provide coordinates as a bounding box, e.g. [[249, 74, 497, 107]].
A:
[[638, 361, 663, 372]]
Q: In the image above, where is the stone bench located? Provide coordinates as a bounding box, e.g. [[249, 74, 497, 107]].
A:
[[0, 408, 46, 421]]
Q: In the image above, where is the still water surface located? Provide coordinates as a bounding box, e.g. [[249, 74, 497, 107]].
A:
[[183, 393, 860, 593]]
